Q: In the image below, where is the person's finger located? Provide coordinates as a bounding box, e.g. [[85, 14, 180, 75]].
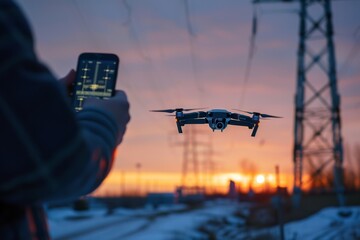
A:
[[112, 90, 128, 100], [64, 69, 76, 85], [82, 90, 130, 145], [59, 69, 76, 96]]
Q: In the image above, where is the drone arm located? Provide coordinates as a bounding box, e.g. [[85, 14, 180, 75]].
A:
[[230, 113, 251, 121], [175, 119, 206, 133], [181, 119, 207, 125], [182, 111, 207, 119], [228, 120, 252, 127]]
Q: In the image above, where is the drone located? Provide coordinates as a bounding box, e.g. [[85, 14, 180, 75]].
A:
[[150, 108, 281, 137]]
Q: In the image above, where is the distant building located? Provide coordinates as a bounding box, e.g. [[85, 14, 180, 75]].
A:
[[146, 192, 175, 208], [175, 186, 205, 205], [228, 180, 237, 199]]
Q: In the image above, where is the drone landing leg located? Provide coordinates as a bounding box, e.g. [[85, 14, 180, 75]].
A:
[[251, 124, 259, 137], [177, 122, 183, 133]]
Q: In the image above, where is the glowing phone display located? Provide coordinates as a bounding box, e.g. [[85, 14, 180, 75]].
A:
[[73, 53, 119, 111]]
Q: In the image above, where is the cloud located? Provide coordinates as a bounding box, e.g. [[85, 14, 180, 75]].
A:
[[15, 0, 360, 180]]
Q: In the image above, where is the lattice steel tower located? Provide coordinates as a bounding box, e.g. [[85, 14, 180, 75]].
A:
[[181, 125, 200, 187], [254, 0, 344, 206]]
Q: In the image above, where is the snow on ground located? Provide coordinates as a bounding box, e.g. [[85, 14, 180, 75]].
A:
[[48, 204, 188, 239], [251, 206, 360, 240], [125, 200, 240, 240], [286, 207, 360, 239], [48, 201, 360, 240], [48, 199, 241, 240], [48, 207, 128, 239]]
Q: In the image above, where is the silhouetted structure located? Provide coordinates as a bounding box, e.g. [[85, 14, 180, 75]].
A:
[[254, 0, 345, 206], [181, 125, 200, 187]]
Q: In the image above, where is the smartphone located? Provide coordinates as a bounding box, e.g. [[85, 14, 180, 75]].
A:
[[72, 52, 119, 111]]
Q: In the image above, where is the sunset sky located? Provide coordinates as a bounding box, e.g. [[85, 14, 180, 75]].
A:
[[16, 0, 360, 195]]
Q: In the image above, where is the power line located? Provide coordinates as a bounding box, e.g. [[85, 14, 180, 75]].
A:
[[338, 25, 360, 77], [183, 0, 196, 37], [122, 0, 150, 62], [239, 5, 298, 108], [73, 0, 101, 48], [183, 0, 204, 105], [120, 0, 169, 111], [122, 0, 132, 26], [239, 5, 258, 108]]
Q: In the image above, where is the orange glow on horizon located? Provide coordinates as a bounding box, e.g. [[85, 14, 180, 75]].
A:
[[255, 174, 265, 184], [92, 170, 299, 196]]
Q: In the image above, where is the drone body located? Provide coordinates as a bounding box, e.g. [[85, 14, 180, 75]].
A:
[[151, 108, 281, 137]]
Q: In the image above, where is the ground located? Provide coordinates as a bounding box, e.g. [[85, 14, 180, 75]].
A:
[[47, 200, 360, 240]]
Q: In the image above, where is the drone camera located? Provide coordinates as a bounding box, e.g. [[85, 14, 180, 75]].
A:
[[216, 122, 224, 129]]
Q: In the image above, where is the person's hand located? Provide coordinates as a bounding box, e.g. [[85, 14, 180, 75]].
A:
[[83, 90, 130, 145], [59, 69, 76, 96]]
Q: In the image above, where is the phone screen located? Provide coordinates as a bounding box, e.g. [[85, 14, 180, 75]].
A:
[[73, 53, 119, 111]]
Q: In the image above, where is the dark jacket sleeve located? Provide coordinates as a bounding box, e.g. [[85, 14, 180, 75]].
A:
[[0, 0, 118, 204]]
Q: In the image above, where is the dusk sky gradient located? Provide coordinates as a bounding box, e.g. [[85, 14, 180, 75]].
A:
[[16, 0, 360, 194]]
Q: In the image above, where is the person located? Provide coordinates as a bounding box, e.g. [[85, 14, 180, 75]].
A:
[[0, 0, 131, 239]]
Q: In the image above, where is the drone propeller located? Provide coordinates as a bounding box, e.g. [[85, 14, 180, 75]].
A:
[[233, 109, 282, 118], [150, 108, 206, 113]]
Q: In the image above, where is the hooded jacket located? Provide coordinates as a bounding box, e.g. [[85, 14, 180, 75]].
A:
[[0, 0, 120, 238]]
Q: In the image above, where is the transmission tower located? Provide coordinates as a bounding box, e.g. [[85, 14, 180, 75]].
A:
[[201, 134, 217, 193], [254, 0, 344, 206], [181, 126, 199, 186], [169, 125, 206, 187]]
